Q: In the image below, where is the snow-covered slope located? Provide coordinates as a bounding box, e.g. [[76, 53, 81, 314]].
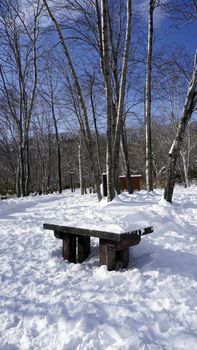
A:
[[0, 186, 197, 349]]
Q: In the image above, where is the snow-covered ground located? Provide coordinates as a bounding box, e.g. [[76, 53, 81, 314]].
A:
[[0, 186, 197, 350]]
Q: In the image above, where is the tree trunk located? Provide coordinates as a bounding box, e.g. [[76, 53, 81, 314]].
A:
[[145, 0, 155, 192], [16, 158, 21, 197], [19, 141, 26, 197], [164, 50, 197, 202], [100, 0, 132, 200], [113, 0, 132, 196], [101, 0, 115, 201], [25, 138, 30, 196], [78, 143, 84, 195], [89, 77, 102, 178], [180, 150, 190, 187], [51, 97, 62, 194], [121, 127, 133, 194]]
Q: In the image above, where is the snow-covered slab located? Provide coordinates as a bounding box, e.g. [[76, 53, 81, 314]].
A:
[[43, 223, 153, 240]]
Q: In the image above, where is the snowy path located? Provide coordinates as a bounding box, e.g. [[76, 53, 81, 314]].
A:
[[0, 186, 197, 349]]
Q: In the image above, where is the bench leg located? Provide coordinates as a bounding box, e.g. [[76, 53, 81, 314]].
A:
[[62, 235, 76, 263], [78, 236, 90, 263], [99, 239, 130, 271], [99, 239, 107, 265], [116, 248, 129, 269], [106, 244, 116, 271]]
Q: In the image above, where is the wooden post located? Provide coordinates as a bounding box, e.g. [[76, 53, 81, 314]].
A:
[[122, 248, 129, 267], [62, 235, 76, 263], [116, 248, 129, 269], [78, 236, 90, 263], [100, 239, 130, 270], [102, 173, 107, 197], [106, 244, 116, 271], [99, 238, 107, 265]]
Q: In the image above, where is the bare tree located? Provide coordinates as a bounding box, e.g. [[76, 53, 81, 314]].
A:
[[144, 0, 157, 192], [100, 0, 115, 201], [99, 0, 132, 200], [43, 0, 102, 201], [112, 0, 132, 195], [164, 50, 197, 202], [0, 0, 42, 196]]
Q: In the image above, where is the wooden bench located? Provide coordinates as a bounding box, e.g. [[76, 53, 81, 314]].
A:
[[0, 196, 7, 200], [43, 224, 153, 271]]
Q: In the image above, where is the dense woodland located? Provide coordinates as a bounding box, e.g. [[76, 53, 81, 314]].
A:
[[0, 0, 196, 201]]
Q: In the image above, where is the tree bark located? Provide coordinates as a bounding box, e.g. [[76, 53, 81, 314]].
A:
[[121, 127, 133, 194], [164, 50, 197, 202], [101, 0, 115, 201], [51, 97, 62, 194], [145, 0, 155, 192], [113, 0, 132, 195], [89, 76, 102, 178], [78, 143, 84, 195], [100, 0, 132, 200], [180, 150, 190, 187], [25, 137, 30, 195]]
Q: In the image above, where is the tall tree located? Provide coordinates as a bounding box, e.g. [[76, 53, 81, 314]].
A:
[[100, 0, 115, 201], [144, 0, 156, 192], [112, 0, 132, 195], [99, 0, 132, 200], [164, 50, 197, 202]]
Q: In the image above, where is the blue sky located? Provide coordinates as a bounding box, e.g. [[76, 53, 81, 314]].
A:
[[156, 15, 196, 56], [133, 0, 196, 56]]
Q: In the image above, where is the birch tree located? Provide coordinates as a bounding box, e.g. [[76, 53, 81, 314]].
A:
[[112, 0, 132, 195], [144, 0, 156, 192], [164, 50, 197, 202], [88, 73, 103, 178], [100, 0, 115, 201], [99, 0, 132, 200]]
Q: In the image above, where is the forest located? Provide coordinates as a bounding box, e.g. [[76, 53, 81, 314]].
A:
[[0, 0, 196, 202]]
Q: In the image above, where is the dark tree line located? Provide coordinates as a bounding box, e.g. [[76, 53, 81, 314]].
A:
[[1, 118, 197, 195]]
